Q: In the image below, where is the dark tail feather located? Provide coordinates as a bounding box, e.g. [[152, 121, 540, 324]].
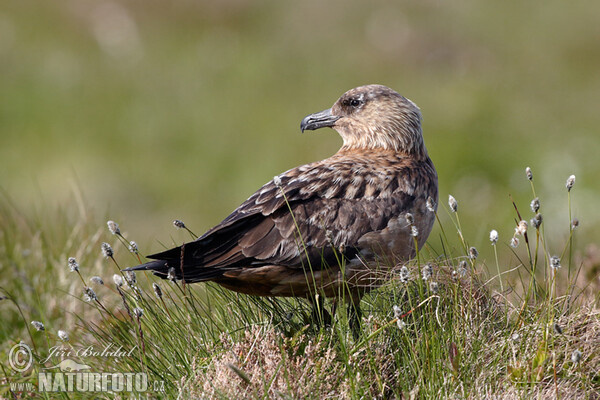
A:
[[123, 258, 226, 283], [124, 259, 171, 278]]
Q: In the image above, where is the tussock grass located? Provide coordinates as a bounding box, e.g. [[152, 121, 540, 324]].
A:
[[1, 171, 599, 399]]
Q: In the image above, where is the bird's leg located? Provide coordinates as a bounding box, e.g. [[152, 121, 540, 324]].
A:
[[347, 293, 363, 339], [309, 294, 332, 328]]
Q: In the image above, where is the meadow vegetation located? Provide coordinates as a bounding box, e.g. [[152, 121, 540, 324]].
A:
[[1, 169, 598, 399], [2, 1, 600, 398]]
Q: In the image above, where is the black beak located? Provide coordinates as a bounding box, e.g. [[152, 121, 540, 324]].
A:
[[300, 108, 340, 133]]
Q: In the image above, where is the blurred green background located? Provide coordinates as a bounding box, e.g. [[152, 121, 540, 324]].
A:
[[1, 0, 599, 257]]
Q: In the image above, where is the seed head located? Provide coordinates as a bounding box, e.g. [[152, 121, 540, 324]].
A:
[[571, 349, 582, 364], [469, 247, 479, 259], [422, 264, 433, 281], [125, 271, 136, 286], [411, 225, 419, 237], [173, 219, 186, 229], [457, 263, 467, 277], [392, 305, 402, 319], [530, 197, 540, 213], [133, 307, 144, 318], [515, 220, 528, 236], [399, 265, 410, 283], [68, 257, 79, 272], [429, 281, 439, 293], [90, 276, 104, 285], [525, 167, 533, 181], [566, 175, 576, 191], [273, 175, 282, 187], [510, 237, 520, 248], [325, 230, 334, 245], [31, 321, 45, 331], [490, 230, 499, 245], [512, 333, 520, 341], [101, 242, 113, 258], [405, 213, 414, 225], [58, 330, 69, 341], [550, 255, 561, 269], [113, 274, 124, 287], [167, 267, 176, 281], [426, 197, 436, 213], [83, 287, 97, 302], [107, 220, 120, 235], [448, 195, 458, 213], [571, 218, 579, 229], [531, 213, 543, 229], [128, 241, 139, 254], [153, 282, 163, 298], [396, 319, 406, 330]]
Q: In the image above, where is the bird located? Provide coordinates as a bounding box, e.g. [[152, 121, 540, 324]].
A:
[[126, 84, 438, 334]]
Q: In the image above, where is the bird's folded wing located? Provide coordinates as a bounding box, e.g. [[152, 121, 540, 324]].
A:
[[136, 158, 427, 280]]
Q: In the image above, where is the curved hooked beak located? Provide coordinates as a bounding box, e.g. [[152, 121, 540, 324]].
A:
[[300, 108, 340, 133]]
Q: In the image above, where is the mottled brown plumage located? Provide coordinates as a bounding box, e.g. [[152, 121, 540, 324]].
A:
[[127, 84, 438, 330]]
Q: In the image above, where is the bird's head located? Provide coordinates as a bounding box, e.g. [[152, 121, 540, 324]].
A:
[[300, 84, 426, 157]]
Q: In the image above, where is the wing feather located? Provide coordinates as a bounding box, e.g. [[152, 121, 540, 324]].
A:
[[128, 154, 437, 282]]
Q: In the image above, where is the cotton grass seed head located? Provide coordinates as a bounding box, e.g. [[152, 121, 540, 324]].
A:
[[530, 197, 540, 213], [58, 330, 69, 341], [392, 305, 402, 319], [399, 265, 410, 283], [83, 287, 97, 302], [515, 220, 528, 236], [489, 230, 499, 245], [113, 274, 124, 287], [571, 349, 582, 364], [566, 175, 576, 191], [107, 220, 120, 235], [396, 319, 406, 330], [426, 197, 436, 213], [167, 267, 176, 281], [125, 271, 136, 286], [133, 307, 144, 318], [422, 264, 433, 281], [510, 237, 520, 248], [31, 321, 45, 331], [325, 229, 334, 245], [525, 167, 533, 181], [101, 242, 113, 258], [173, 219, 186, 229], [448, 195, 458, 213], [469, 247, 479, 259], [411, 225, 419, 237], [153, 282, 163, 298], [550, 255, 561, 269], [571, 218, 579, 229], [273, 175, 282, 187], [456, 261, 468, 277], [429, 281, 439, 293], [128, 241, 139, 254], [90, 276, 104, 285], [531, 213, 543, 229], [68, 257, 79, 272]]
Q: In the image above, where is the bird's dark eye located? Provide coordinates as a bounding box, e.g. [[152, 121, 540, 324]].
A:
[[349, 98, 361, 107]]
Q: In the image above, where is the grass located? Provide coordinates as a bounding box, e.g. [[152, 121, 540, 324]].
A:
[[1, 168, 599, 399]]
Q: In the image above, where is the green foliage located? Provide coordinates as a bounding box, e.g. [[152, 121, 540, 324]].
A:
[[1, 169, 598, 398]]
